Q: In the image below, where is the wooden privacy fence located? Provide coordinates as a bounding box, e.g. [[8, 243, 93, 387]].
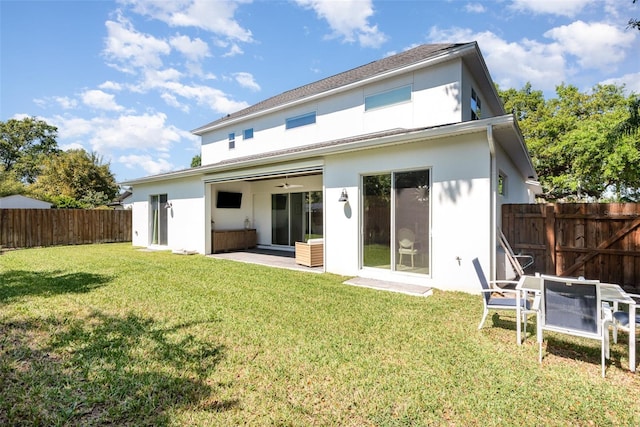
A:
[[0, 209, 132, 249], [502, 203, 640, 289]]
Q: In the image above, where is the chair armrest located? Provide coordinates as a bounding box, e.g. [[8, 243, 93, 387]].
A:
[[480, 288, 521, 296]]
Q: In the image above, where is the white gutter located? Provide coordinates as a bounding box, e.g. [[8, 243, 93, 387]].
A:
[[487, 125, 497, 282]]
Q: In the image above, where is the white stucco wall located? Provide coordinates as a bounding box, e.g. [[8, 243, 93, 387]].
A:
[[201, 61, 465, 166], [130, 176, 206, 253], [323, 131, 493, 293]]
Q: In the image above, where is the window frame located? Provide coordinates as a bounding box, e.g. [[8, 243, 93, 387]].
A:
[[228, 132, 235, 150], [243, 128, 254, 140], [364, 85, 412, 111], [285, 111, 316, 130]]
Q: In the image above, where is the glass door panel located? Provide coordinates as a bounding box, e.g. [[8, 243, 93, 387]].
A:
[[150, 194, 168, 245], [289, 192, 304, 245], [363, 174, 391, 269], [271, 194, 289, 245], [272, 191, 324, 246], [394, 170, 429, 273]]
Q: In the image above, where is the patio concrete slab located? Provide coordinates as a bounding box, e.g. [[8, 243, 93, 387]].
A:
[[207, 248, 323, 273], [207, 248, 432, 297], [343, 277, 433, 297]]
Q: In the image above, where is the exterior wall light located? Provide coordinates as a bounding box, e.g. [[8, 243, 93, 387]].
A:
[[164, 201, 172, 209], [338, 188, 348, 202]]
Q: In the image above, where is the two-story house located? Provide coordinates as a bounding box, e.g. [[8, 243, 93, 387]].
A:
[[122, 42, 539, 292]]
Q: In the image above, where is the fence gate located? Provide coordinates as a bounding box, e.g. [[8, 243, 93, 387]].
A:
[[502, 203, 640, 290]]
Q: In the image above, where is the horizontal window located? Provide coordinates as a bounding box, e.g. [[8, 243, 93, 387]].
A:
[[365, 85, 412, 111], [243, 128, 253, 139], [286, 112, 316, 129]]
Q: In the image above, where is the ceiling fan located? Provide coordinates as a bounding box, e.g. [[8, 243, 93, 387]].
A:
[[275, 176, 303, 189]]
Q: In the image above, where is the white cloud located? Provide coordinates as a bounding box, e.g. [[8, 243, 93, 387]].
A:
[[54, 96, 78, 109], [118, 154, 175, 175], [99, 81, 124, 91], [509, 0, 596, 17], [601, 72, 640, 95], [81, 89, 124, 111], [465, 3, 486, 13], [170, 34, 210, 61], [544, 21, 636, 71], [294, 0, 387, 48], [118, 0, 253, 42], [221, 43, 244, 57], [103, 13, 171, 72], [233, 72, 260, 91], [428, 26, 567, 92]]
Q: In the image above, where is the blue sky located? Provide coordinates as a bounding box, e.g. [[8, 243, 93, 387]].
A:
[[1, 0, 638, 183]]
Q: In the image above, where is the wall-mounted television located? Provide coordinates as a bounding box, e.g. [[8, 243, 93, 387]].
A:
[[216, 191, 242, 209]]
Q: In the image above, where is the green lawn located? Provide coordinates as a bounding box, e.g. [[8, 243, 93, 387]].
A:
[[1, 243, 639, 426]]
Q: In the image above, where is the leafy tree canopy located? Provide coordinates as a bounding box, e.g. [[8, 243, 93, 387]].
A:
[[31, 149, 119, 208], [0, 117, 60, 183], [191, 154, 201, 167], [498, 83, 640, 201]]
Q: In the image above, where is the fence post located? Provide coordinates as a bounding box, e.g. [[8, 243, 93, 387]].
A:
[[545, 203, 556, 275]]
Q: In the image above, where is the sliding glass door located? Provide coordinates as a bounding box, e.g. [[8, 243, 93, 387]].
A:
[[362, 170, 430, 274], [150, 194, 168, 246], [272, 191, 323, 246]]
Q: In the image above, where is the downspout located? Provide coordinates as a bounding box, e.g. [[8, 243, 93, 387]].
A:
[[487, 125, 497, 282]]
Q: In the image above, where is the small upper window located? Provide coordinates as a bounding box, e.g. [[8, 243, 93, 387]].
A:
[[365, 85, 412, 111], [498, 172, 507, 196], [471, 88, 482, 120], [286, 112, 316, 129], [243, 128, 254, 140], [228, 132, 235, 149]]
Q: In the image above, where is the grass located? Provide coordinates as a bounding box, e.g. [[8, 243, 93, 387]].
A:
[[1, 243, 639, 426]]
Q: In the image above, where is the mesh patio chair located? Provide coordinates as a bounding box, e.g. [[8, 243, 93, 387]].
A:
[[473, 258, 536, 345], [611, 292, 640, 345], [537, 275, 613, 377]]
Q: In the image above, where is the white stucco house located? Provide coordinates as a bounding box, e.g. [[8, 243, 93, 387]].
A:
[[121, 42, 539, 292], [0, 194, 53, 209]]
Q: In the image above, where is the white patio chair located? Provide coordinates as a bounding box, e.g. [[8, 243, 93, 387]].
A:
[[537, 275, 613, 377], [397, 228, 418, 268], [473, 258, 536, 345]]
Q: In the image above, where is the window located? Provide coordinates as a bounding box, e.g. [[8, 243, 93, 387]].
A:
[[498, 172, 507, 196], [286, 112, 316, 129], [243, 128, 253, 140], [471, 88, 482, 120], [365, 85, 412, 111], [228, 132, 235, 149]]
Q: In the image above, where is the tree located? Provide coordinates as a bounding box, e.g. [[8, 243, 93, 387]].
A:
[[0, 117, 60, 183], [31, 149, 119, 208], [191, 154, 201, 167], [629, 0, 639, 31], [499, 83, 640, 201], [0, 167, 26, 197]]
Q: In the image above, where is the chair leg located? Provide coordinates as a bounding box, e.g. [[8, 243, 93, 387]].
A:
[[478, 308, 489, 330]]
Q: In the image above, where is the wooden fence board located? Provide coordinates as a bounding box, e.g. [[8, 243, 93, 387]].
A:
[[0, 209, 131, 249], [503, 203, 640, 291]]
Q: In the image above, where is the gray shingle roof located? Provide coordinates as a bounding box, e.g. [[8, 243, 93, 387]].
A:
[[193, 43, 466, 134]]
